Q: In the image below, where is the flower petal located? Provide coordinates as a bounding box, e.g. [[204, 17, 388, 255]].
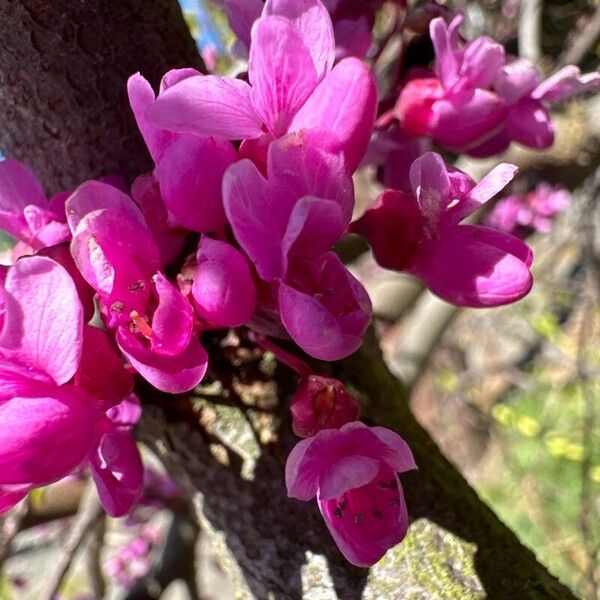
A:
[[409, 152, 451, 228], [263, 0, 335, 79], [155, 134, 237, 233], [90, 425, 143, 517], [369, 427, 417, 473], [223, 159, 285, 281], [445, 163, 518, 224], [147, 75, 263, 139], [117, 328, 207, 394], [0, 387, 95, 486], [532, 66, 600, 103], [279, 252, 371, 361], [410, 225, 533, 307], [494, 58, 540, 104], [127, 73, 176, 164], [289, 57, 378, 171], [249, 17, 318, 136], [192, 237, 257, 327], [1, 256, 83, 385], [505, 98, 554, 149]]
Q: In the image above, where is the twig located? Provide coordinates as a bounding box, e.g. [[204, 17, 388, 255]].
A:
[[87, 515, 107, 599], [519, 0, 543, 65], [39, 481, 104, 600], [558, 6, 600, 68], [389, 291, 459, 389], [0, 496, 29, 568]]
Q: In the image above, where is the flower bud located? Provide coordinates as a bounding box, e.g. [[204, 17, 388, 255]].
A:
[[290, 375, 360, 437]]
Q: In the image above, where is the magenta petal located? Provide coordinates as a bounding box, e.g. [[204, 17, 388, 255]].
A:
[[66, 181, 148, 234], [155, 134, 237, 233], [0, 361, 53, 402], [432, 89, 508, 150], [460, 224, 534, 266], [430, 15, 463, 90], [290, 375, 360, 438], [460, 36, 505, 90], [223, 159, 285, 281], [37, 244, 96, 323], [0, 160, 46, 216], [117, 328, 207, 394], [285, 436, 320, 501], [1, 256, 83, 385], [532, 66, 600, 103], [505, 98, 554, 149], [445, 163, 518, 224], [159, 68, 203, 92], [249, 17, 318, 136], [90, 426, 143, 517], [494, 58, 540, 104], [282, 197, 346, 271], [0, 387, 95, 486], [127, 73, 175, 164], [319, 455, 380, 500], [349, 189, 425, 272], [105, 394, 142, 427], [130, 174, 186, 266], [263, 0, 335, 80], [192, 237, 257, 327], [147, 75, 263, 139], [410, 226, 533, 307], [268, 132, 354, 222], [289, 57, 378, 171], [0, 489, 27, 514], [75, 326, 133, 411], [369, 427, 417, 473], [150, 273, 193, 356], [409, 151, 451, 228], [318, 467, 409, 567], [279, 252, 371, 361]]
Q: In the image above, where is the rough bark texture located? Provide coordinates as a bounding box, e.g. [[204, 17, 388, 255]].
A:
[[0, 1, 577, 598], [0, 0, 203, 193], [138, 331, 575, 599]]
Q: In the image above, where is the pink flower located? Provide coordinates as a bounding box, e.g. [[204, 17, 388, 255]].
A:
[[0, 256, 142, 516], [0, 160, 70, 260], [395, 14, 600, 156], [224, 133, 371, 360], [128, 72, 237, 234], [396, 15, 508, 151], [486, 183, 572, 235], [146, 0, 377, 172], [286, 422, 416, 567], [191, 236, 257, 328], [67, 181, 208, 393], [290, 374, 360, 437], [470, 61, 600, 156], [351, 152, 534, 307]]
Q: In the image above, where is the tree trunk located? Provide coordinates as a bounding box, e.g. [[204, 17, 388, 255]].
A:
[[0, 1, 576, 598], [0, 0, 203, 193]]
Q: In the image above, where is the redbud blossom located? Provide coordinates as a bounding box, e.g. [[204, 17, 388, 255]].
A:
[[290, 375, 360, 437], [286, 422, 416, 567]]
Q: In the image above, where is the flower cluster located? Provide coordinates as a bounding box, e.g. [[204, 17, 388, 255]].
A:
[[0, 0, 592, 568], [396, 14, 600, 155], [485, 182, 572, 236]]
